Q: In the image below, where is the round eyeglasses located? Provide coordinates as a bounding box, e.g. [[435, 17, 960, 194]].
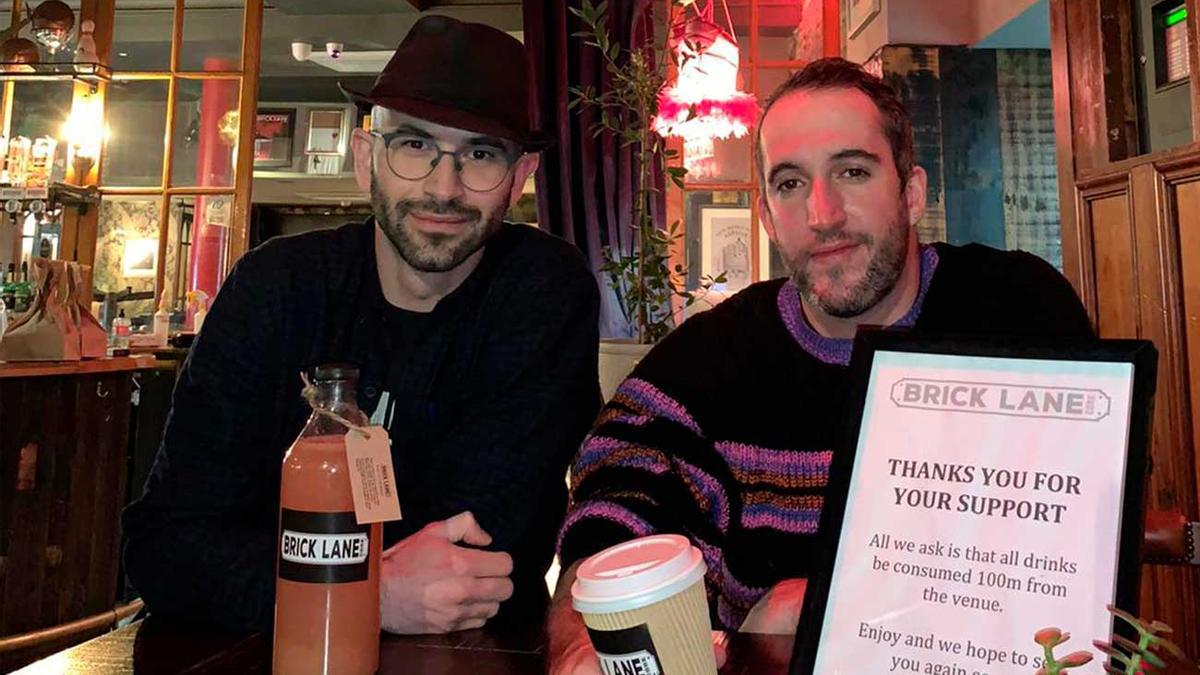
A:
[[370, 130, 517, 193]]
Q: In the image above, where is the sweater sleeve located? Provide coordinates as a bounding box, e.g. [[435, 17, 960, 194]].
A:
[[557, 322, 733, 574], [121, 248, 291, 633]]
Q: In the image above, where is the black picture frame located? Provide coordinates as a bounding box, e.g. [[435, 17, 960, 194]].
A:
[[253, 108, 296, 168], [791, 330, 1157, 674]]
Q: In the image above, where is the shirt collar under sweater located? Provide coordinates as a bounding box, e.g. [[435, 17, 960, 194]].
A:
[[776, 244, 940, 366]]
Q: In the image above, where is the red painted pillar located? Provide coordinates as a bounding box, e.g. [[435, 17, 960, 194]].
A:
[[186, 57, 238, 307]]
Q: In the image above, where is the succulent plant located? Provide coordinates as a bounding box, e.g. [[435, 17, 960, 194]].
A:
[[1093, 605, 1190, 675], [1034, 627, 1094, 675]]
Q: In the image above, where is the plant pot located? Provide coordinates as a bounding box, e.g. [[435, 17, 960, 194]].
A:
[[599, 339, 654, 402]]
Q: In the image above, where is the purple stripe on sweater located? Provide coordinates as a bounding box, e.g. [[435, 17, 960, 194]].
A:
[[716, 443, 832, 478], [556, 501, 654, 556], [574, 436, 670, 478], [676, 459, 730, 532], [776, 245, 941, 365], [613, 378, 703, 435], [741, 504, 822, 533]]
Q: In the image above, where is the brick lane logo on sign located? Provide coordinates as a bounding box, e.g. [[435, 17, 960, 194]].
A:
[[889, 379, 1110, 422]]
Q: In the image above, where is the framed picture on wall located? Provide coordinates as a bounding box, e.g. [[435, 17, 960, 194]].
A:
[[700, 206, 768, 293], [253, 109, 295, 168], [306, 109, 346, 155], [844, 0, 881, 39], [122, 237, 159, 278]]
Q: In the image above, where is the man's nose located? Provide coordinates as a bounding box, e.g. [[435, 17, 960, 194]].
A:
[[807, 178, 846, 230]]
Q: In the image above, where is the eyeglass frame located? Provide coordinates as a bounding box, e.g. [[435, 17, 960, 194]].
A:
[[367, 129, 521, 193]]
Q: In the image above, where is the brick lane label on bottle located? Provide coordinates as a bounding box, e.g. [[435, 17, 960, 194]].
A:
[[278, 509, 371, 583]]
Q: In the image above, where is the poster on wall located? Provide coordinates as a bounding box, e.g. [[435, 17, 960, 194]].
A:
[[254, 109, 295, 167], [700, 206, 773, 292], [792, 332, 1156, 675]]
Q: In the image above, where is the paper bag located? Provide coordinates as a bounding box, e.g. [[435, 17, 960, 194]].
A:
[[68, 263, 108, 359], [0, 259, 82, 362]]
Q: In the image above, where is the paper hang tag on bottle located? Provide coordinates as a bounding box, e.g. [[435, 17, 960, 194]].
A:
[[344, 425, 402, 524]]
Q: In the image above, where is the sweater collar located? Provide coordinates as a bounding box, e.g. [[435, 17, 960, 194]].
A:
[[776, 244, 940, 366]]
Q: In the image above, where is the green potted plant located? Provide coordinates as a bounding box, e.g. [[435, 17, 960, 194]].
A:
[[570, 0, 724, 399], [1033, 606, 1197, 674]]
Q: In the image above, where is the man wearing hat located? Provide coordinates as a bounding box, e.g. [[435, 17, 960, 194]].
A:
[[123, 16, 601, 634]]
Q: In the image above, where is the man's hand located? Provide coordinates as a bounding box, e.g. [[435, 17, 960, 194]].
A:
[[379, 511, 514, 634], [739, 578, 806, 634], [549, 631, 730, 675]]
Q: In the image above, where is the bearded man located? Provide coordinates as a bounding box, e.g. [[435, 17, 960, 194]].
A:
[[547, 57, 1092, 674], [123, 16, 600, 635]]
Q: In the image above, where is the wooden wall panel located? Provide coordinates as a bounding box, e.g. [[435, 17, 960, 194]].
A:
[[1063, 0, 1109, 172], [1177, 178, 1200, 509], [1086, 192, 1139, 338]]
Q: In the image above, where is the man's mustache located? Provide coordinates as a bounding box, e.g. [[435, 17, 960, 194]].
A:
[[395, 199, 480, 220]]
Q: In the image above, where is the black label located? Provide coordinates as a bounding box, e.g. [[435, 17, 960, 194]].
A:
[[587, 624, 663, 675], [278, 509, 370, 584]]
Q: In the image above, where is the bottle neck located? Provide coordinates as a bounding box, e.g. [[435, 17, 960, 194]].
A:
[[312, 380, 357, 409]]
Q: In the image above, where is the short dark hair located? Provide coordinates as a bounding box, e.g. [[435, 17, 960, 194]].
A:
[[754, 57, 914, 195]]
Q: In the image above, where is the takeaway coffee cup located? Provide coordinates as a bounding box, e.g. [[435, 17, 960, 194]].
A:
[[571, 534, 716, 675]]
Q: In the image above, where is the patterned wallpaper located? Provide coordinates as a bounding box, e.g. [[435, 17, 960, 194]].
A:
[[94, 197, 161, 320]]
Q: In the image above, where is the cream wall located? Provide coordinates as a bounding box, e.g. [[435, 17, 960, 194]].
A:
[[845, 0, 1041, 63]]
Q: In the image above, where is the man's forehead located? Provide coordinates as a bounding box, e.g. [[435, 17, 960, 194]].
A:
[[760, 87, 888, 159]]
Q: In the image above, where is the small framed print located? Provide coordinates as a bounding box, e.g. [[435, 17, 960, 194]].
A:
[[253, 109, 295, 168], [845, 0, 881, 39], [122, 237, 159, 278], [699, 206, 772, 293], [306, 109, 347, 155]]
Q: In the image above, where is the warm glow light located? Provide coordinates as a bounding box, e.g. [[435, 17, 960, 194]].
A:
[[60, 92, 107, 161]]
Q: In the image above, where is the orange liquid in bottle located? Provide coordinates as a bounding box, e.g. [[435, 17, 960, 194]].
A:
[[274, 434, 381, 675]]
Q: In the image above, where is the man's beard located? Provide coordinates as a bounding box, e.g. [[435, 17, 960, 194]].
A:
[[789, 206, 911, 319], [370, 175, 506, 273]]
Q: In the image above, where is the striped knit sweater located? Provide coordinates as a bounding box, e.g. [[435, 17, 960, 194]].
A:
[[557, 242, 1093, 630]]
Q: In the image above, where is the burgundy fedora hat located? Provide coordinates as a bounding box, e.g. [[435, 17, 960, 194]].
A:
[[339, 15, 550, 151]]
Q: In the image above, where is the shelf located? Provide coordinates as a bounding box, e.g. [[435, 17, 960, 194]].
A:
[[0, 62, 111, 91]]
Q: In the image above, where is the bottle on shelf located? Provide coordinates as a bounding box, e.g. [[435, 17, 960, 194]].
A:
[[111, 309, 131, 349]]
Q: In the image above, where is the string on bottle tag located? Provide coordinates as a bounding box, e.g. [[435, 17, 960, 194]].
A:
[[300, 372, 372, 439]]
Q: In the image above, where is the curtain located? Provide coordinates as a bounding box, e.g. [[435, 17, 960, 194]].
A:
[[524, 0, 665, 339]]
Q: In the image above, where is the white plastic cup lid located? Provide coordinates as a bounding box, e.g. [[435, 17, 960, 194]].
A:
[[571, 534, 706, 615]]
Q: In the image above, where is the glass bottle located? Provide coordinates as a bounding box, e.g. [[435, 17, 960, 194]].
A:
[[273, 364, 381, 675]]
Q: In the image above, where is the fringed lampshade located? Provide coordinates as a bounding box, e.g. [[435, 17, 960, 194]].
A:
[[653, 2, 757, 178]]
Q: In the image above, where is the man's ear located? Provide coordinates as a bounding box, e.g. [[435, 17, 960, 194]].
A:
[[508, 153, 539, 206], [904, 165, 927, 228], [351, 128, 375, 193], [758, 195, 777, 242]]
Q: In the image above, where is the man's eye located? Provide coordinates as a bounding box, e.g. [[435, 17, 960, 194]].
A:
[[840, 167, 870, 180], [396, 138, 429, 152], [466, 148, 500, 161], [775, 178, 801, 193]]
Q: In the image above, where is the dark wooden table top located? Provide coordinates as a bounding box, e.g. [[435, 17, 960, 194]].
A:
[[13, 617, 796, 674]]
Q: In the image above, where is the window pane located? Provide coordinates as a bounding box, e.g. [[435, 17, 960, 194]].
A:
[[757, 2, 807, 63], [163, 196, 194, 314], [10, 81, 73, 139], [103, 79, 169, 187], [180, 0, 244, 72], [113, 2, 172, 71], [171, 78, 240, 187], [95, 196, 162, 324]]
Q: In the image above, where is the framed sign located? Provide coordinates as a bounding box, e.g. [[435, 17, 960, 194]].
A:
[[793, 332, 1157, 675], [844, 0, 881, 39], [306, 109, 346, 155], [253, 109, 295, 168], [699, 206, 772, 292]]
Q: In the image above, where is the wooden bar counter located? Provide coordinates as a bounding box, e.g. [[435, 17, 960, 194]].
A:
[[0, 356, 155, 671]]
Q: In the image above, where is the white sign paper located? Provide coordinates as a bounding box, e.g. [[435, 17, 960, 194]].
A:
[[814, 351, 1136, 675]]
